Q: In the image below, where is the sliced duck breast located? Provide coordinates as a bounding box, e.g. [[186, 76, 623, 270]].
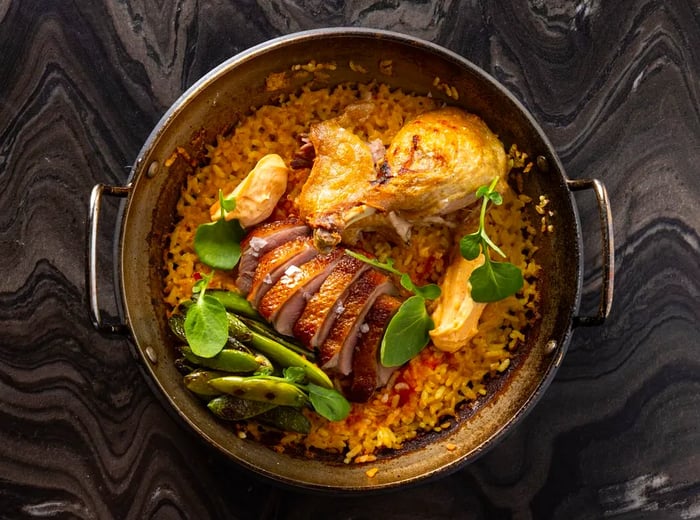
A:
[[319, 269, 397, 375], [293, 253, 369, 349], [246, 236, 317, 307], [258, 248, 344, 336], [348, 294, 402, 402], [236, 217, 310, 294]]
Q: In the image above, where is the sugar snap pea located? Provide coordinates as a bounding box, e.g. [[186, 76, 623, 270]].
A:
[[248, 331, 333, 389], [181, 346, 261, 373], [184, 369, 226, 398], [208, 376, 309, 407], [257, 406, 311, 434], [208, 290, 261, 320], [227, 313, 253, 343], [207, 394, 276, 421], [168, 314, 188, 343], [239, 316, 311, 358]]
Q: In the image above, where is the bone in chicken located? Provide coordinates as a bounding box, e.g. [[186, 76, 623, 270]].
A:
[[295, 106, 508, 250]]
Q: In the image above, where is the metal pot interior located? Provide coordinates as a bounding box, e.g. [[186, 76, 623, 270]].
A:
[[118, 28, 582, 491]]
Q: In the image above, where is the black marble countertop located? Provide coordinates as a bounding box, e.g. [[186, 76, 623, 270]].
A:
[[1, 1, 698, 518]]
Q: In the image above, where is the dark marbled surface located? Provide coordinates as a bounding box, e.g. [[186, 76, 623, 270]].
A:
[[1, 1, 699, 518]]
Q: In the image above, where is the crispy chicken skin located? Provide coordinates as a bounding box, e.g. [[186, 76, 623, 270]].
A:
[[296, 103, 377, 249], [295, 106, 507, 249], [371, 107, 508, 216]]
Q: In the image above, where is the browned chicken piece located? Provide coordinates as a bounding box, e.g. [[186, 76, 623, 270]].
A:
[[246, 237, 317, 307], [295, 103, 378, 250], [319, 269, 397, 375], [293, 253, 370, 348], [236, 217, 310, 294], [257, 248, 344, 336], [296, 106, 507, 248], [348, 294, 402, 402], [368, 107, 508, 216]]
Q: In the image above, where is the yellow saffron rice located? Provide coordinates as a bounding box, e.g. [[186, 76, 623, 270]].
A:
[[163, 82, 541, 463]]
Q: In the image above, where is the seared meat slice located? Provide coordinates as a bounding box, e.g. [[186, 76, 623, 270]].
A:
[[348, 294, 402, 402], [293, 253, 369, 349], [258, 248, 344, 336], [246, 237, 317, 307], [236, 217, 310, 294], [319, 269, 397, 375]]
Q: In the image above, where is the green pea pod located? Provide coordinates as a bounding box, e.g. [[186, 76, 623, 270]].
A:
[[184, 369, 226, 398], [207, 394, 276, 421], [181, 346, 261, 373], [249, 331, 333, 389], [257, 406, 311, 434], [208, 376, 309, 407], [225, 336, 253, 354], [240, 317, 311, 358], [168, 314, 188, 343], [208, 290, 261, 320], [227, 313, 253, 343], [253, 354, 274, 376]]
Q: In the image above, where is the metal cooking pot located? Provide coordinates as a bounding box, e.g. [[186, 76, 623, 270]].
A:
[[87, 28, 613, 492]]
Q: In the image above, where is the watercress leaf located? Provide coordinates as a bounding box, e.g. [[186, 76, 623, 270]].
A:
[[460, 233, 482, 260], [283, 366, 306, 384], [222, 198, 236, 212], [184, 294, 229, 358], [194, 218, 245, 270], [470, 260, 524, 303], [192, 278, 207, 294], [346, 250, 401, 276], [414, 283, 441, 300], [307, 383, 351, 421], [488, 191, 503, 205], [380, 295, 434, 367], [399, 273, 417, 293], [475, 185, 490, 198]]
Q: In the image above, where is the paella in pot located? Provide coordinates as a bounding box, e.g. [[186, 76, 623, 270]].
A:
[[87, 28, 613, 492]]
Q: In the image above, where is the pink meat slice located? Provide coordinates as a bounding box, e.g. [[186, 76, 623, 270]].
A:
[[348, 294, 402, 402], [293, 253, 369, 349], [246, 236, 317, 308], [236, 217, 310, 295], [319, 269, 397, 375], [258, 248, 344, 337]]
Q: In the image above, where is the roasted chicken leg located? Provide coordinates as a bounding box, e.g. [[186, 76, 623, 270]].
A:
[[295, 106, 508, 249]]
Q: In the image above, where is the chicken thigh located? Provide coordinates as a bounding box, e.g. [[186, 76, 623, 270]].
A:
[[296, 105, 508, 249], [369, 107, 508, 216]]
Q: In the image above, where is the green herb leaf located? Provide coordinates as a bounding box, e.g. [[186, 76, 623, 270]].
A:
[[459, 233, 482, 261], [488, 191, 503, 205], [470, 260, 524, 302], [413, 283, 441, 300], [282, 366, 307, 384], [346, 250, 441, 300], [307, 383, 351, 421], [460, 177, 524, 303], [194, 218, 245, 270], [475, 185, 490, 198], [221, 197, 236, 213], [184, 294, 229, 357], [380, 295, 434, 367], [192, 277, 208, 294]]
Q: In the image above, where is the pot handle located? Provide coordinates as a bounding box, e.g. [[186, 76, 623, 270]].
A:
[[567, 178, 614, 327], [86, 183, 131, 333]]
